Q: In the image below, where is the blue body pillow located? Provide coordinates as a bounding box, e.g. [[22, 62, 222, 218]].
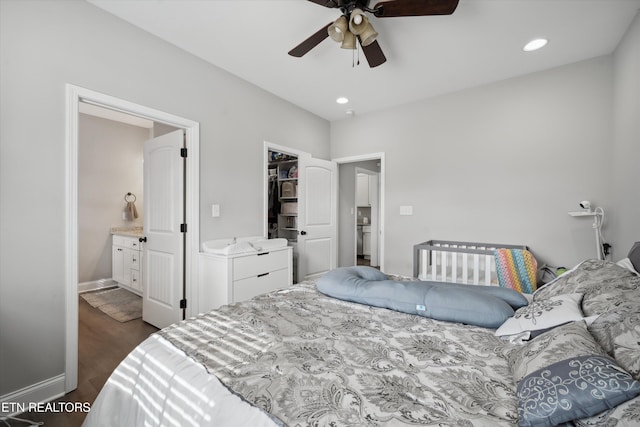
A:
[[317, 266, 528, 329]]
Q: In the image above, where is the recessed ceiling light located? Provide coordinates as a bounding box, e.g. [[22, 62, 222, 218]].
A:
[[523, 38, 548, 52], [336, 97, 349, 104]]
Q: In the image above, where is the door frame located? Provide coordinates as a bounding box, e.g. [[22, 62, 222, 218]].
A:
[[65, 84, 200, 392], [333, 153, 386, 272]]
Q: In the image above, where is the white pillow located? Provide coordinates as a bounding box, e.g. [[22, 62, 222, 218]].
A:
[[617, 257, 640, 276], [496, 293, 587, 337]]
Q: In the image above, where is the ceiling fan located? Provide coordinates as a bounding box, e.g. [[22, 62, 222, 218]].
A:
[[288, 0, 460, 67]]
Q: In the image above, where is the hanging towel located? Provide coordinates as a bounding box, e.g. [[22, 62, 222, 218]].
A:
[[494, 248, 538, 294], [127, 201, 138, 219]]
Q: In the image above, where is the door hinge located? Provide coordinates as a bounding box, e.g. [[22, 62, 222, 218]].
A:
[[180, 223, 187, 233], [180, 148, 187, 158], [179, 299, 187, 309]]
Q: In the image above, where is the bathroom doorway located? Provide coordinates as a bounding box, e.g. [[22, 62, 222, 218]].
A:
[[65, 84, 200, 393]]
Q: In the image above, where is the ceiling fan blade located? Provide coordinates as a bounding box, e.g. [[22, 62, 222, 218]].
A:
[[360, 39, 386, 68], [373, 0, 459, 17], [307, 0, 340, 7], [288, 22, 332, 57]]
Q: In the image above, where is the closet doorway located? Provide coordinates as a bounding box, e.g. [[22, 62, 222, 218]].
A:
[[264, 142, 338, 283], [65, 84, 200, 393]]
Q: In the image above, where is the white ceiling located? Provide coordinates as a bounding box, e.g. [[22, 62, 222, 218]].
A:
[[88, 0, 640, 122]]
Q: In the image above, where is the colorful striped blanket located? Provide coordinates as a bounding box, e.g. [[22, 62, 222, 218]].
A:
[[494, 248, 538, 294]]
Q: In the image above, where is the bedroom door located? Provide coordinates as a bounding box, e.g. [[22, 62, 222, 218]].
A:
[[297, 156, 338, 280], [142, 130, 185, 329]]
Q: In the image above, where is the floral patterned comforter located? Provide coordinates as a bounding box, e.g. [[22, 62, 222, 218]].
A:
[[159, 282, 518, 426]]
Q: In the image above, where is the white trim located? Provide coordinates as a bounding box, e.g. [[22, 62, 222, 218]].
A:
[[0, 374, 65, 417], [65, 84, 200, 393], [332, 153, 386, 272], [77, 278, 117, 294]]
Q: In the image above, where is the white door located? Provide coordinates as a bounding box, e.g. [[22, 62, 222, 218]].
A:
[[297, 156, 338, 280], [143, 130, 185, 329]]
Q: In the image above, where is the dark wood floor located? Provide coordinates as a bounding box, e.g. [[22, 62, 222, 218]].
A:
[[5, 297, 158, 427]]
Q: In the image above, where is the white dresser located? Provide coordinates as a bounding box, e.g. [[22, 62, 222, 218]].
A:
[[198, 245, 292, 314], [112, 234, 143, 295]]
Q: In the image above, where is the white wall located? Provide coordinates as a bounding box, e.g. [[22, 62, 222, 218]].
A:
[[78, 113, 149, 283], [610, 13, 640, 259], [332, 56, 615, 276], [0, 0, 329, 396]]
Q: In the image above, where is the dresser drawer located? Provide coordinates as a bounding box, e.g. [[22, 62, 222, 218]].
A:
[[127, 249, 141, 271], [232, 249, 289, 281], [232, 268, 289, 303], [124, 237, 142, 250], [112, 235, 125, 247]]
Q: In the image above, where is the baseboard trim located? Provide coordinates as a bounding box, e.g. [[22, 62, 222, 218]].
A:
[[0, 374, 65, 417], [78, 278, 117, 294]]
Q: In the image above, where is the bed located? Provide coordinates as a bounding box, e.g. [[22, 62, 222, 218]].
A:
[[83, 243, 640, 427]]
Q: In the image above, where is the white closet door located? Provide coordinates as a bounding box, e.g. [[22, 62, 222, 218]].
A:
[[297, 156, 337, 281], [143, 130, 184, 329]]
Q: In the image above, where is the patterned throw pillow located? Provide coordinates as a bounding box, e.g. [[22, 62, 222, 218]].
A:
[[509, 321, 607, 384], [495, 293, 585, 337], [511, 320, 640, 427]]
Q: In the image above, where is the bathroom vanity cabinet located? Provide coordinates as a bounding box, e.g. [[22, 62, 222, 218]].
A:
[[112, 234, 143, 295], [198, 245, 292, 314]]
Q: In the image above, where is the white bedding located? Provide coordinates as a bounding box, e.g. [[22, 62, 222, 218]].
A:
[[82, 334, 278, 427]]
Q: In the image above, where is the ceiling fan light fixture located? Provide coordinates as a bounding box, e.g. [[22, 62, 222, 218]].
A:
[[328, 15, 348, 42], [359, 22, 378, 46], [348, 8, 369, 35], [341, 30, 357, 49]]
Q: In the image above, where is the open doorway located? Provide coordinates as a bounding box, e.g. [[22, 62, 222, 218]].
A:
[[334, 153, 385, 271], [355, 168, 380, 268], [65, 84, 200, 393]]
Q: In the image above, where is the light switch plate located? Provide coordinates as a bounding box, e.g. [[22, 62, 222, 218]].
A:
[[399, 205, 413, 216], [212, 204, 220, 217]]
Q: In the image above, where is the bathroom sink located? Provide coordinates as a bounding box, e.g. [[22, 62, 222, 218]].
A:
[[201, 236, 288, 255]]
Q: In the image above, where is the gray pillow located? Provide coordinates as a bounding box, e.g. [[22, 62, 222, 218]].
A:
[[317, 266, 527, 328], [509, 321, 607, 384], [512, 321, 640, 426], [629, 241, 640, 273]]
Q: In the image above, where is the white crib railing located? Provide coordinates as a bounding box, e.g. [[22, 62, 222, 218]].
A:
[[413, 240, 530, 286]]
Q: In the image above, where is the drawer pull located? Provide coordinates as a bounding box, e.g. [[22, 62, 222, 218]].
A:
[[257, 252, 270, 256], [257, 272, 270, 278]]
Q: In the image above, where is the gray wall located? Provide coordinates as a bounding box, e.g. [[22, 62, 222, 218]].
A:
[[78, 113, 149, 283], [610, 13, 640, 259], [332, 56, 616, 276], [0, 0, 329, 396]]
